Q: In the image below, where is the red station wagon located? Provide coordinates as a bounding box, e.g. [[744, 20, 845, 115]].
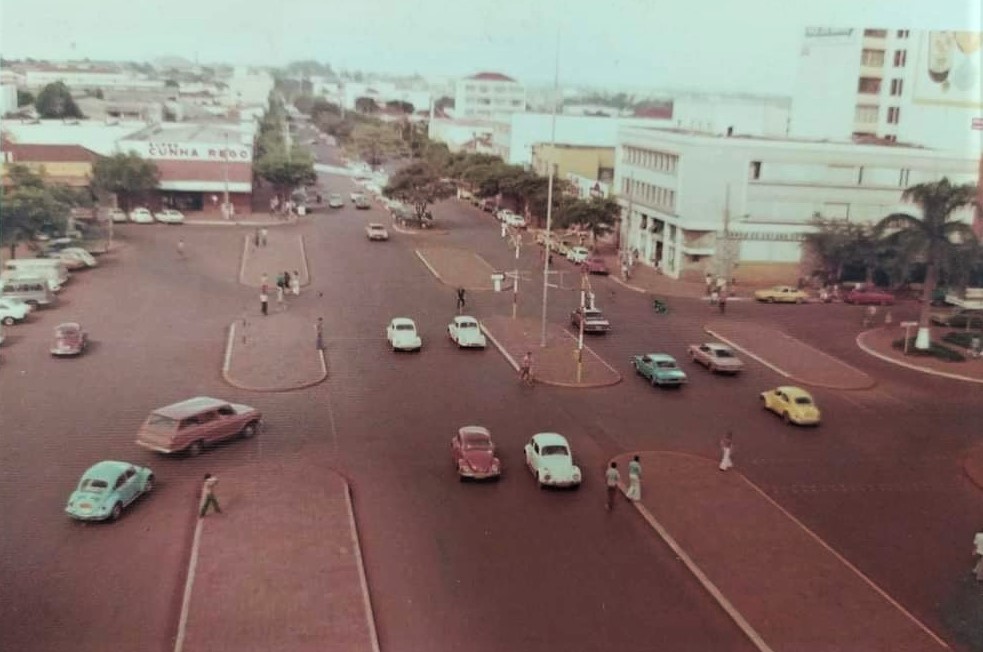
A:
[[844, 287, 895, 306], [135, 396, 262, 456]]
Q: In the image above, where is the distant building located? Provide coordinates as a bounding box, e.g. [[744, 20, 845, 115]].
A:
[[673, 94, 790, 137], [227, 67, 274, 106], [0, 84, 17, 115], [454, 72, 526, 119], [427, 118, 496, 153], [0, 119, 149, 156], [790, 28, 982, 155], [1, 135, 101, 188], [17, 62, 164, 91], [616, 126, 977, 281], [531, 144, 614, 183]]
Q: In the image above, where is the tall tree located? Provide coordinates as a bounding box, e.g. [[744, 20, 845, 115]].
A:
[[383, 162, 455, 224], [35, 81, 84, 119], [354, 97, 378, 113], [254, 150, 317, 199], [346, 123, 405, 168], [555, 196, 620, 244], [90, 152, 160, 212], [874, 178, 977, 349], [0, 165, 77, 258]]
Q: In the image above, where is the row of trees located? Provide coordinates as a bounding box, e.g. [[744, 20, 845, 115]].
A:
[[254, 94, 317, 199]]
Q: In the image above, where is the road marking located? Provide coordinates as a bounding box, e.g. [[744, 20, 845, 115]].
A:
[[237, 234, 251, 285], [344, 484, 382, 652], [705, 328, 794, 379], [558, 328, 621, 377], [414, 249, 444, 283], [856, 331, 983, 385], [223, 322, 237, 376], [173, 515, 205, 652]]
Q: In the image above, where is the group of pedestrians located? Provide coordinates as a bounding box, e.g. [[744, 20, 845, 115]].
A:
[[259, 270, 301, 315]]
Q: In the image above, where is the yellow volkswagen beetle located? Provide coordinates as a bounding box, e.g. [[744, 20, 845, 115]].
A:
[[753, 286, 810, 304], [760, 386, 821, 426]]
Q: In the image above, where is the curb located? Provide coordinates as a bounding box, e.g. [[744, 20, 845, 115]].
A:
[[705, 327, 876, 391], [391, 221, 449, 236], [221, 321, 329, 392], [414, 249, 445, 283], [856, 330, 983, 385], [961, 444, 983, 492], [173, 508, 205, 652], [344, 481, 382, 652], [238, 234, 312, 288], [183, 216, 299, 227]]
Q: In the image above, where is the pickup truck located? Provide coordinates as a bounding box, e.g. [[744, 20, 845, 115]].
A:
[[570, 307, 611, 333]]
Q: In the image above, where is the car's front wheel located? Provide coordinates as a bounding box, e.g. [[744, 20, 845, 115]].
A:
[[143, 475, 155, 494], [187, 440, 205, 457], [1, 317, 13, 326], [537, 472, 546, 489], [241, 423, 258, 439], [109, 502, 123, 521]]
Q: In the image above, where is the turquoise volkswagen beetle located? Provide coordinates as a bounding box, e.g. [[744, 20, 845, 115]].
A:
[[66, 461, 154, 522], [631, 353, 688, 387]]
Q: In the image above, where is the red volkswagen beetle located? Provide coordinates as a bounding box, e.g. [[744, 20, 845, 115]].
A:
[[51, 322, 88, 356], [451, 426, 501, 481], [844, 287, 895, 306]]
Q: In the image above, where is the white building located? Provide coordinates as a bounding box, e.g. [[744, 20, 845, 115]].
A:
[[0, 84, 17, 115], [790, 28, 982, 155], [227, 67, 274, 106], [616, 126, 977, 281], [454, 72, 526, 119], [673, 94, 790, 137], [19, 63, 164, 91], [427, 118, 496, 153], [0, 119, 149, 156]]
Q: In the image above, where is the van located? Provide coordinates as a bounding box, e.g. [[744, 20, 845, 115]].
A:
[[1, 270, 63, 293], [0, 277, 56, 307], [4, 259, 70, 286]]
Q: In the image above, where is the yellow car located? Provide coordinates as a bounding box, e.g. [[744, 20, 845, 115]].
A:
[[760, 386, 821, 426], [754, 286, 810, 304]]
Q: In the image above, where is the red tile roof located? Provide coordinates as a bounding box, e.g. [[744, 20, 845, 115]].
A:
[[468, 72, 516, 82], [152, 159, 252, 183], [4, 143, 101, 163]]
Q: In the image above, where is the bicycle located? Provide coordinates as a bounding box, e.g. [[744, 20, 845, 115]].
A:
[[653, 298, 669, 314]]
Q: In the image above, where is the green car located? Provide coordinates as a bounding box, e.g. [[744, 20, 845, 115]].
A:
[[65, 461, 154, 522], [631, 353, 688, 387]]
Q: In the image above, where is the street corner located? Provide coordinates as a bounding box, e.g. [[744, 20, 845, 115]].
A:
[[415, 246, 496, 291], [223, 313, 327, 392], [705, 320, 875, 390], [177, 456, 379, 652], [239, 229, 310, 288], [481, 315, 622, 388], [857, 326, 983, 386]]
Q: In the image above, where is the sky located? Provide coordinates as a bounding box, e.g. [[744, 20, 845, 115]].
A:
[[1, 0, 979, 95]]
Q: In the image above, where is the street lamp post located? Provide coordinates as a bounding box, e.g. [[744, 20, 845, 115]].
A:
[[576, 268, 587, 382], [539, 35, 561, 347], [512, 230, 521, 320]]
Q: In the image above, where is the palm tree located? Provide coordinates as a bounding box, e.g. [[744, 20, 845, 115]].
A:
[[874, 178, 977, 350]]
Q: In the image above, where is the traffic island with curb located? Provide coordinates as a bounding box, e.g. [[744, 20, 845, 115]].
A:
[[481, 315, 621, 388], [239, 231, 311, 288], [223, 317, 327, 392], [856, 327, 983, 386], [415, 246, 497, 291]]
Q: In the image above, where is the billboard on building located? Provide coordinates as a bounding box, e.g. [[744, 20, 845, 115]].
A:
[[913, 31, 982, 108]]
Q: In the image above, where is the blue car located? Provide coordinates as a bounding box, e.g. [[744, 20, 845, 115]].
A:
[[631, 353, 688, 387], [66, 461, 154, 522]]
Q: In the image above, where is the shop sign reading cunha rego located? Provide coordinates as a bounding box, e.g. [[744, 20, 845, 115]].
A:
[[125, 141, 253, 162]]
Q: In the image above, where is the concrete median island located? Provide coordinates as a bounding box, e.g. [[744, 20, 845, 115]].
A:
[[415, 246, 497, 290]]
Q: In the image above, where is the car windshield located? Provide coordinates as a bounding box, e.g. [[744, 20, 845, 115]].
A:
[[146, 414, 179, 427], [457, 322, 476, 329], [656, 361, 677, 369], [395, 324, 414, 331], [79, 478, 108, 492], [541, 445, 569, 456], [463, 437, 491, 450], [794, 396, 813, 405], [714, 349, 734, 358], [585, 311, 604, 319]]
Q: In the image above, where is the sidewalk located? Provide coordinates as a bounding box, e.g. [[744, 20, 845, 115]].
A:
[[481, 315, 620, 388], [239, 229, 310, 288], [183, 211, 300, 227], [176, 459, 379, 652], [224, 315, 327, 391], [612, 451, 949, 652]]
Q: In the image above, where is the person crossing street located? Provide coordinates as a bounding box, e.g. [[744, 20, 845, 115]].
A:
[[199, 474, 222, 517]]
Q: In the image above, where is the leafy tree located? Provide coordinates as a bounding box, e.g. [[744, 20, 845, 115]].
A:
[[385, 100, 414, 114], [434, 96, 455, 112], [346, 123, 405, 167], [16, 89, 34, 107], [555, 196, 620, 244], [384, 162, 455, 224], [93, 88, 104, 100], [874, 178, 978, 349], [90, 152, 160, 212], [0, 165, 79, 257], [254, 150, 317, 198], [354, 97, 378, 113], [35, 81, 84, 119], [293, 94, 315, 115]]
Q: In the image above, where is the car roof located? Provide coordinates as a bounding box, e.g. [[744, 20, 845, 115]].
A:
[[84, 460, 134, 480], [454, 316, 477, 323], [368, 223, 386, 228], [153, 396, 230, 419], [775, 386, 811, 397], [459, 425, 490, 438], [55, 322, 81, 331], [532, 432, 569, 447], [704, 342, 730, 350], [391, 317, 416, 326], [644, 353, 674, 361]]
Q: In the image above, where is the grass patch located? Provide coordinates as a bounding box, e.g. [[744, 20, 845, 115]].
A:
[[941, 331, 982, 350], [892, 337, 965, 362]]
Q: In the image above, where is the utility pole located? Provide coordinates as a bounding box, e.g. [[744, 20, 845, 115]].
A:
[[223, 131, 231, 219], [511, 230, 521, 319], [540, 27, 561, 348], [576, 267, 587, 383]]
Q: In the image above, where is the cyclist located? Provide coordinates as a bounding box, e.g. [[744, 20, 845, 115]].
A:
[[519, 351, 534, 385]]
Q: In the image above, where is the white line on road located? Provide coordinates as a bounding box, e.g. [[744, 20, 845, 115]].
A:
[[414, 249, 444, 283], [173, 516, 205, 652]]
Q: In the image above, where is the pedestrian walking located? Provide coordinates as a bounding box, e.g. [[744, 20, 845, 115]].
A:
[[705, 271, 714, 296], [605, 462, 621, 510], [719, 431, 734, 471], [518, 351, 533, 386], [710, 288, 719, 306], [254, 228, 260, 248], [862, 305, 877, 328], [199, 474, 222, 517], [276, 271, 285, 290], [282, 271, 291, 293], [276, 283, 285, 311], [456, 287, 467, 313], [260, 287, 269, 316], [626, 455, 642, 501], [177, 237, 185, 258], [973, 530, 983, 581], [315, 317, 325, 351], [260, 227, 268, 247], [718, 292, 727, 314], [290, 270, 301, 296]]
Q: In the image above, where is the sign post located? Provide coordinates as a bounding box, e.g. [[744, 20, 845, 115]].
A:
[[900, 320, 918, 354]]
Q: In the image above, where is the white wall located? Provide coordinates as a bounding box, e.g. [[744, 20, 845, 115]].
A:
[[0, 84, 17, 115], [673, 95, 790, 137], [789, 30, 862, 140]]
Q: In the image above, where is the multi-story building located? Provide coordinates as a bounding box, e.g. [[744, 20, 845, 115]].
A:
[[615, 127, 977, 282], [790, 28, 982, 155], [454, 72, 526, 119], [531, 144, 614, 183]]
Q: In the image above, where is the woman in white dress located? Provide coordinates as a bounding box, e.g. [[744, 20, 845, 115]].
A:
[[626, 455, 642, 501], [719, 432, 734, 471], [290, 271, 301, 296]]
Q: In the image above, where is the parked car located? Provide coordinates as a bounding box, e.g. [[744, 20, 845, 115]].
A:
[[0, 296, 33, 325], [631, 353, 688, 387], [328, 193, 345, 208], [503, 213, 527, 229], [524, 432, 582, 489], [753, 286, 809, 303], [50, 322, 88, 356], [479, 198, 497, 213], [688, 342, 744, 374], [355, 195, 372, 210], [135, 396, 262, 456], [570, 307, 611, 333], [108, 208, 128, 223], [154, 209, 185, 224], [451, 426, 501, 481], [65, 460, 154, 522], [366, 223, 389, 241], [566, 246, 590, 264], [448, 316, 487, 348], [930, 308, 983, 329], [45, 248, 97, 269], [128, 207, 154, 223], [0, 278, 55, 308], [386, 317, 422, 352], [844, 287, 895, 306], [583, 256, 609, 275], [761, 386, 821, 426]]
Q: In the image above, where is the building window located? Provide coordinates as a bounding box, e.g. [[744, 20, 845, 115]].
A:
[[884, 134, 897, 142], [899, 169, 910, 186], [640, 216, 648, 230], [893, 50, 907, 67], [857, 77, 881, 94], [854, 105, 879, 122], [887, 106, 900, 124], [896, 30, 909, 39], [861, 49, 885, 66], [749, 161, 761, 180], [889, 78, 904, 96], [864, 29, 888, 38]]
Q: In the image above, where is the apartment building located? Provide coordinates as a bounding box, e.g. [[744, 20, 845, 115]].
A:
[[616, 127, 976, 281], [531, 144, 614, 183], [454, 72, 526, 119]]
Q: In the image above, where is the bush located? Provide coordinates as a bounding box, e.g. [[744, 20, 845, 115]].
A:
[[891, 338, 965, 362], [942, 332, 981, 350]]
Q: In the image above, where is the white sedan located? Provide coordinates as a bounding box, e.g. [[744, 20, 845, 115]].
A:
[[108, 208, 128, 223], [566, 246, 590, 264], [503, 213, 527, 228], [0, 297, 33, 325], [154, 209, 185, 224], [524, 433, 582, 489], [447, 316, 486, 349], [386, 317, 422, 352], [129, 208, 154, 224]]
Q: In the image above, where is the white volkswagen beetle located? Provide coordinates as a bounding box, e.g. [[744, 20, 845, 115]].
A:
[[447, 316, 486, 349], [386, 317, 422, 352], [524, 433, 582, 489]]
